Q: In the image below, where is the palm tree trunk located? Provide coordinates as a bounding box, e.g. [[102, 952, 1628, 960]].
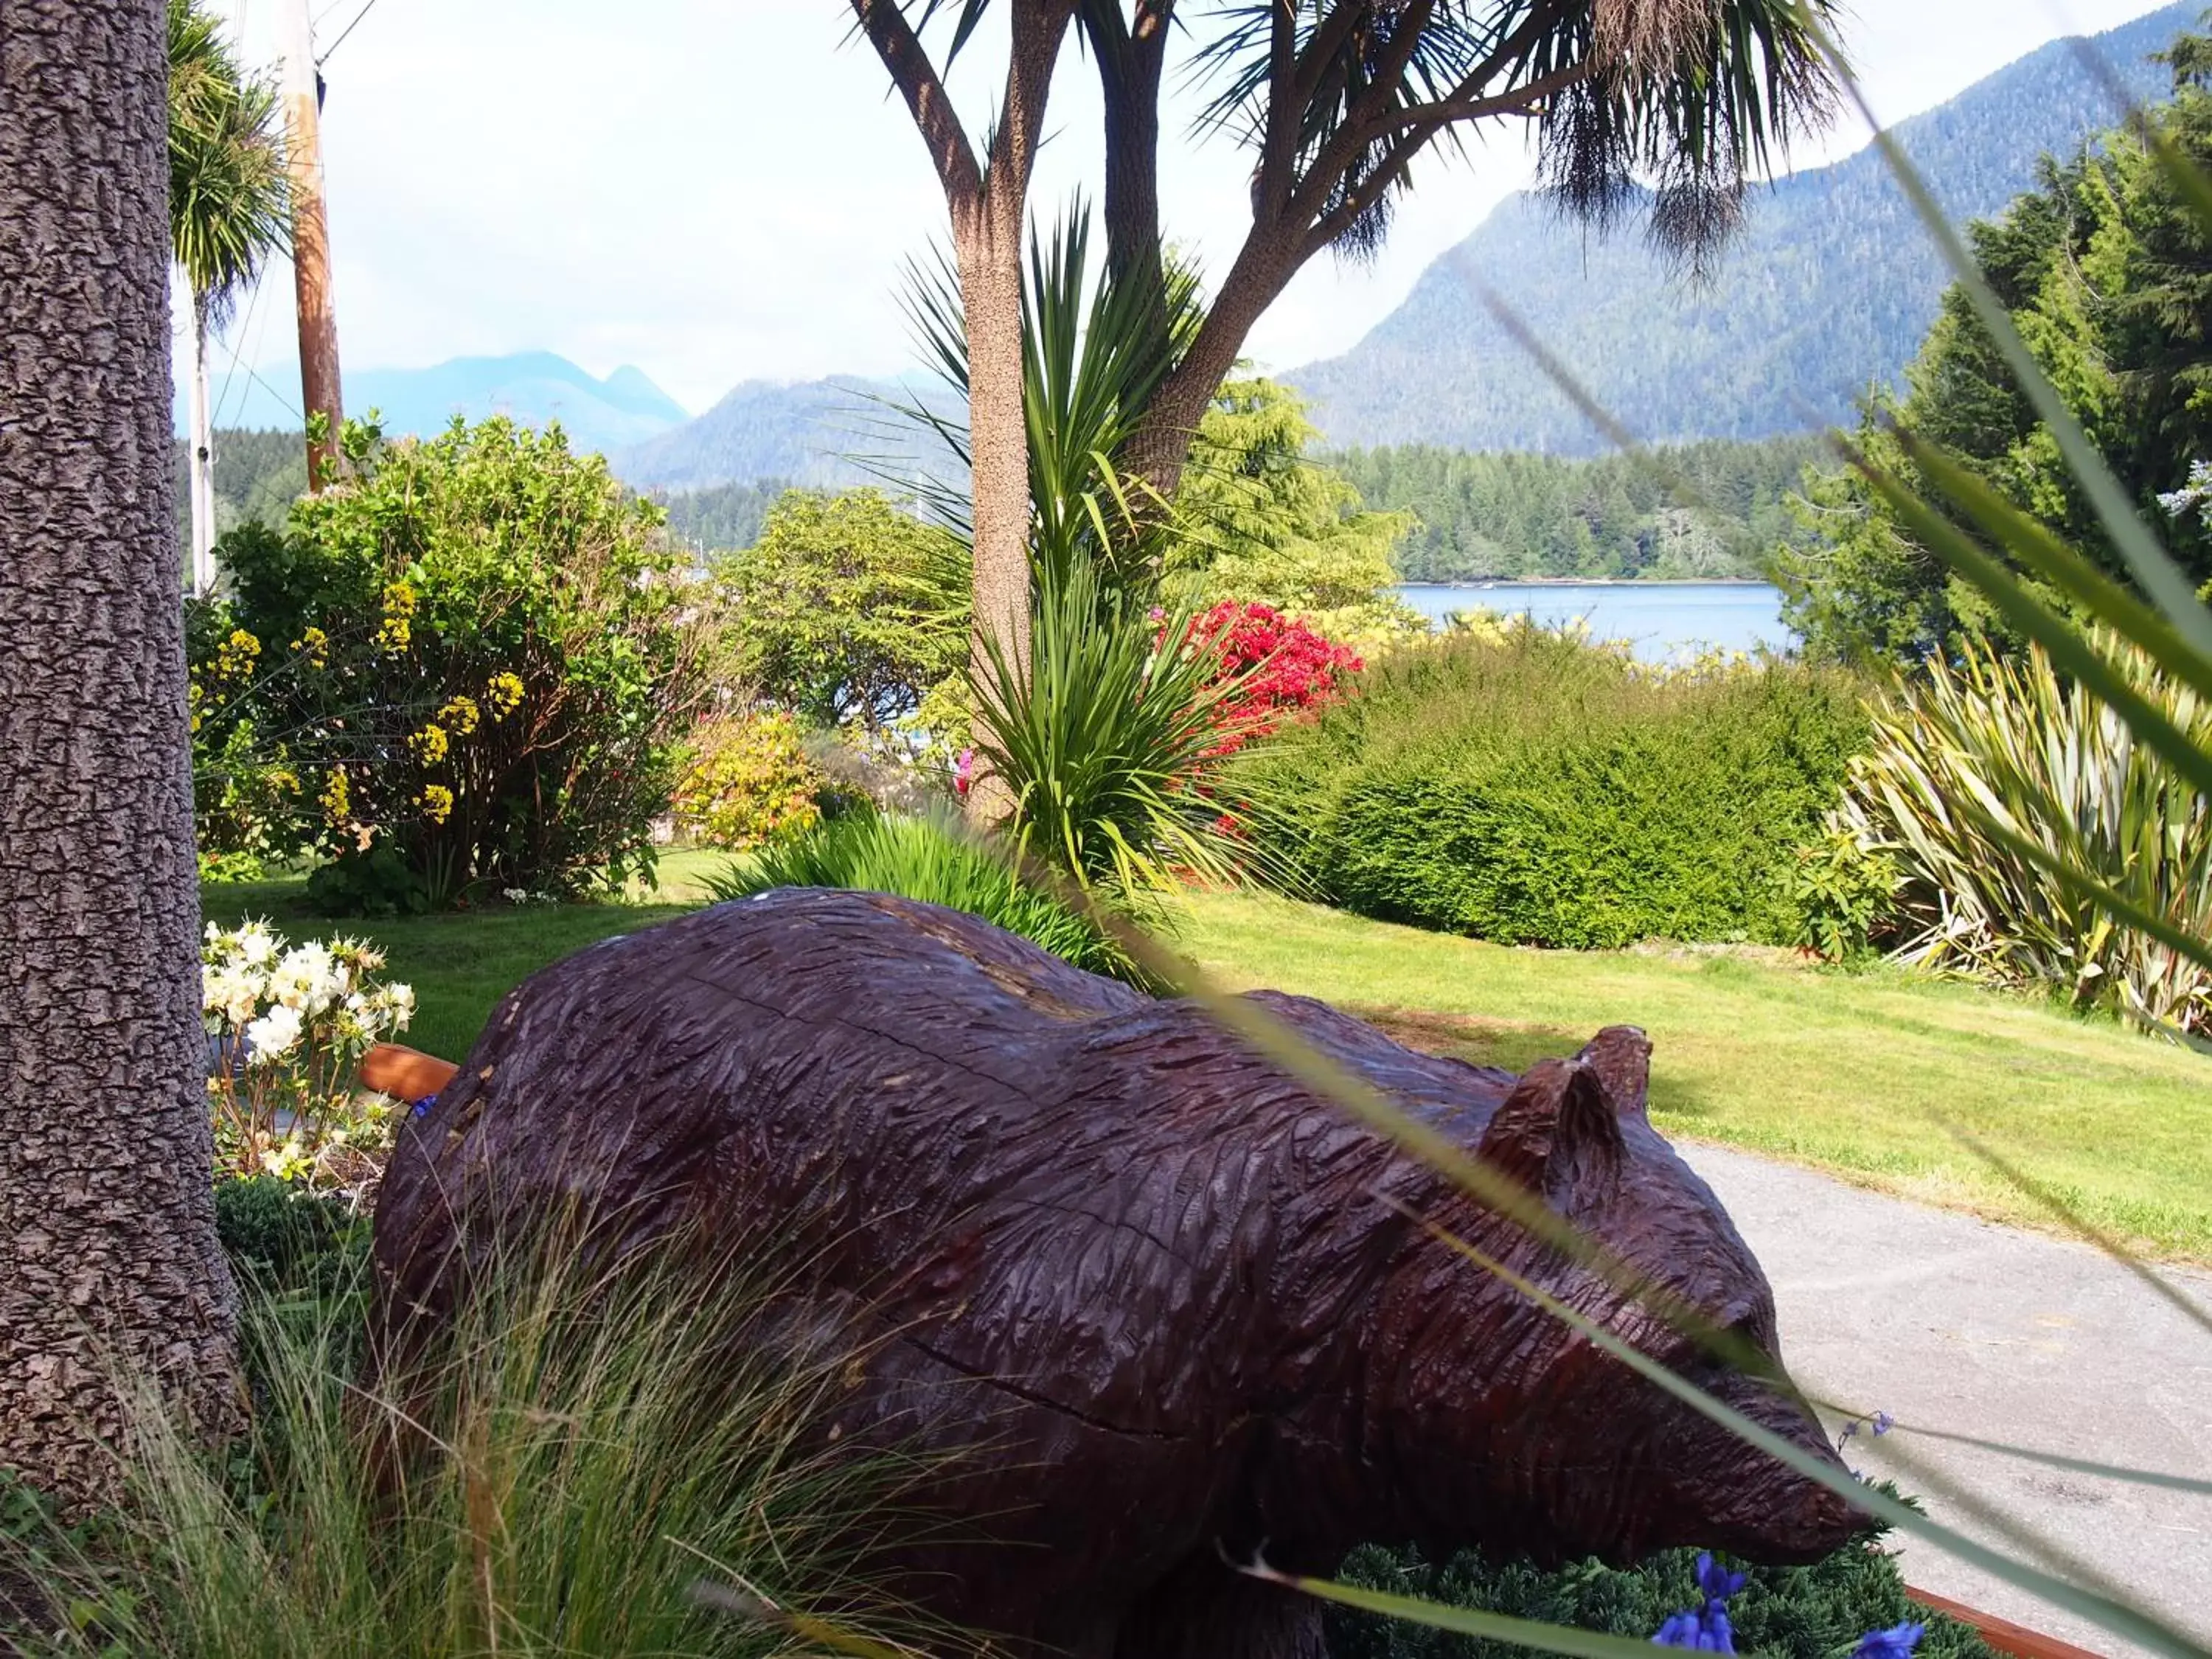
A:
[[189, 287, 218, 594], [0, 0, 243, 1508], [959, 208, 1030, 826]]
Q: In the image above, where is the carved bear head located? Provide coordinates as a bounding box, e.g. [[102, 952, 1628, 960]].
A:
[[1362, 1026, 1863, 1566]]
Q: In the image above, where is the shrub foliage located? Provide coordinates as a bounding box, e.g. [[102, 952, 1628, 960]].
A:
[[1247, 627, 1868, 947], [194, 417, 705, 911], [1326, 1531, 1990, 1659], [669, 710, 826, 851]]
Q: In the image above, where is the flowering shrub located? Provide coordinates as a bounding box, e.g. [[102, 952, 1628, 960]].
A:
[[1650, 1552, 1924, 1659], [1184, 601, 1363, 760], [668, 711, 824, 850], [200, 417, 708, 914], [202, 919, 415, 1195]]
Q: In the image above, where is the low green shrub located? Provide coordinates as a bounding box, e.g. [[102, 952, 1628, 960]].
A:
[[669, 710, 826, 850], [1325, 1526, 1990, 1659], [1245, 627, 1869, 948], [212, 1178, 367, 1290], [706, 811, 1153, 987]]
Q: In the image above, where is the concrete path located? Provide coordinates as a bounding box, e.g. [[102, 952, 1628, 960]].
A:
[[1683, 1143, 2212, 1659]]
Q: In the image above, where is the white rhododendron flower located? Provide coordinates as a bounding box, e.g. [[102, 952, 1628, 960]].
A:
[[234, 921, 279, 968], [244, 1004, 305, 1064], [202, 965, 263, 1028]]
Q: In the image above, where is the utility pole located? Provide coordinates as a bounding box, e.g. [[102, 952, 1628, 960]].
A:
[[276, 0, 344, 489]]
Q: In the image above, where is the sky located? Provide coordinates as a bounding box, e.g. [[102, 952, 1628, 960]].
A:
[[204, 0, 2181, 417]]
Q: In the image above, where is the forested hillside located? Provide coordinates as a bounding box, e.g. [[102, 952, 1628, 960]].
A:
[[650, 480, 788, 553], [1290, 2, 2194, 453], [1335, 436, 1823, 580], [174, 430, 307, 557], [610, 376, 960, 493]]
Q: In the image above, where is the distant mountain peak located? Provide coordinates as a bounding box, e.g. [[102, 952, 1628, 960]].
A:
[[1285, 0, 2198, 454], [177, 350, 689, 456]]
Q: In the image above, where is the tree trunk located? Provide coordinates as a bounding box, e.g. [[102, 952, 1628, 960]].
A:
[[1120, 227, 1302, 502], [189, 289, 217, 595], [0, 0, 243, 1509], [959, 205, 1031, 827]]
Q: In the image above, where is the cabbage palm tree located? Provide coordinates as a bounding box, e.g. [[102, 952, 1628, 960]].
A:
[[169, 0, 286, 594]]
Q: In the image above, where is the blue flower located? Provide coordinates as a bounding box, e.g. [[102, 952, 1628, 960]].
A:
[[1653, 1554, 1743, 1652], [1652, 1604, 1735, 1653], [410, 1094, 437, 1118], [1694, 1552, 1747, 1603], [1871, 1410, 1894, 1436], [1852, 1622, 1923, 1659]]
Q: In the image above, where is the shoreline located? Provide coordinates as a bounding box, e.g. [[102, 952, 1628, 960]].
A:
[[1396, 577, 1774, 590]]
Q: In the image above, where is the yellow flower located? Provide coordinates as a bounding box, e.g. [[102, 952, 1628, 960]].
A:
[[484, 672, 525, 720], [376, 582, 417, 655], [408, 723, 451, 766], [438, 695, 481, 736], [417, 784, 454, 824], [215, 628, 262, 681], [290, 626, 330, 669], [319, 770, 351, 826]]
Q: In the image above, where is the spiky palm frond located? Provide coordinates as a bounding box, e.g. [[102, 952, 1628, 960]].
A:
[[1189, 0, 1841, 265], [971, 557, 1251, 895], [889, 201, 1203, 591], [168, 0, 288, 324]]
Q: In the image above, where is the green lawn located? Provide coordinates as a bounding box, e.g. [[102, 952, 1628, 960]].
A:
[[205, 870, 2212, 1262], [1171, 891, 2212, 1262]]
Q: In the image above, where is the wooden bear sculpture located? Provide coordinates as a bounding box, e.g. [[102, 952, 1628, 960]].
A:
[[371, 888, 1862, 1658]]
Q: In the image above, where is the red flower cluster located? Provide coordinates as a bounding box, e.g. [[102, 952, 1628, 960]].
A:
[[1186, 601, 1362, 759]]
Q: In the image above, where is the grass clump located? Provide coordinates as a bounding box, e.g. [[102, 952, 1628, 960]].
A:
[[1245, 626, 1868, 948], [707, 810, 1154, 986], [1, 1230, 935, 1658]]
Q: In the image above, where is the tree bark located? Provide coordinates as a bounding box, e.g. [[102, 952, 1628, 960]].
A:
[[956, 204, 1032, 825], [0, 0, 243, 1508], [189, 289, 217, 594]]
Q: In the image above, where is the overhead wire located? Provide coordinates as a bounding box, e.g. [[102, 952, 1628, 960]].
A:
[[317, 0, 378, 65]]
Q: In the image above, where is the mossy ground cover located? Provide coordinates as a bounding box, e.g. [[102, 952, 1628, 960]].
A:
[[206, 862, 2212, 1262]]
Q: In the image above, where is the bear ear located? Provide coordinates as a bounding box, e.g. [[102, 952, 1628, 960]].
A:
[[1576, 1025, 1652, 1122], [1477, 1057, 1624, 1201]]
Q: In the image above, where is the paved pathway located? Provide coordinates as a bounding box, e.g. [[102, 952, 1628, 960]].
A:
[[1683, 1143, 2212, 1658]]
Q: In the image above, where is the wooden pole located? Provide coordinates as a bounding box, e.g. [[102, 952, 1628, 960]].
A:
[[276, 0, 343, 488]]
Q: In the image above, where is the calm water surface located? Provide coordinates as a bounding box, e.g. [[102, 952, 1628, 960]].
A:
[[1394, 580, 1793, 662]]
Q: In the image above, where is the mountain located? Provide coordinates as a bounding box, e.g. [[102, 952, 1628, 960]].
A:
[[178, 351, 689, 455], [1290, 2, 2199, 454], [611, 374, 962, 493]]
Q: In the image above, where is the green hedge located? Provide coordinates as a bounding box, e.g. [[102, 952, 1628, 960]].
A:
[[1247, 629, 1868, 948]]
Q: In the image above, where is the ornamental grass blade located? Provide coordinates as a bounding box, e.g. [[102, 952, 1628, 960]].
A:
[[1897, 433, 2212, 703], [2065, 33, 2212, 240], [1239, 1559, 1693, 1659], [1783, 0, 2212, 661], [1961, 803, 2212, 987], [1935, 1116, 2212, 1345], [1865, 1420, 2212, 1496]]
